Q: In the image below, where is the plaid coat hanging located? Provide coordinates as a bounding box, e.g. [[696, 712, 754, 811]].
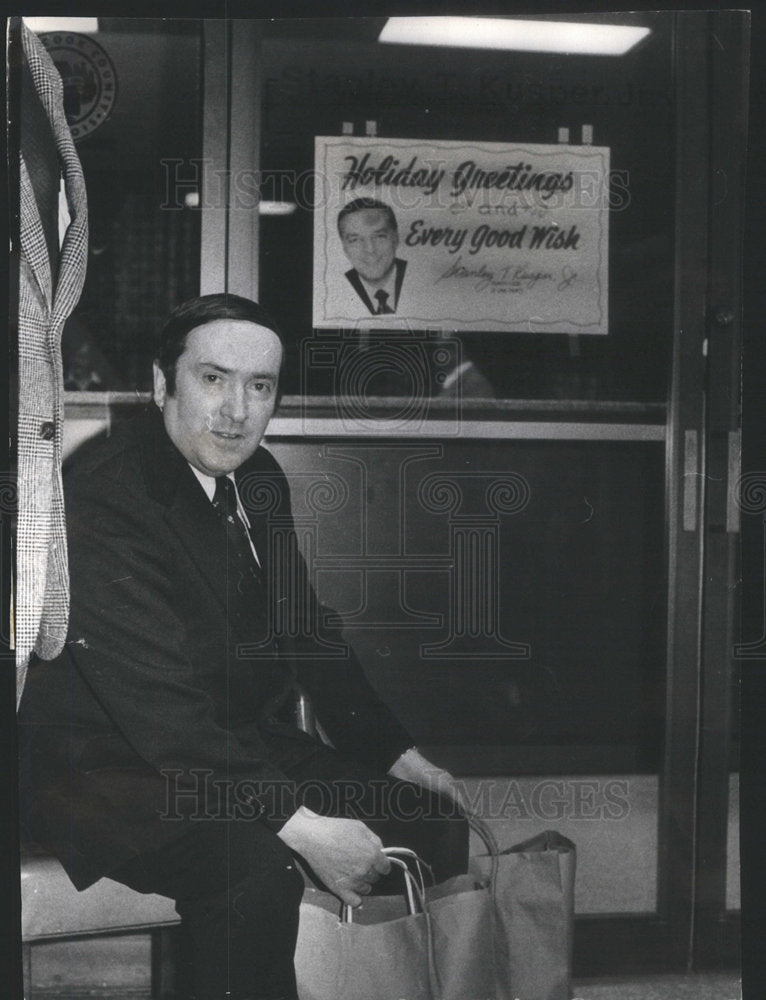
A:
[[15, 22, 88, 704]]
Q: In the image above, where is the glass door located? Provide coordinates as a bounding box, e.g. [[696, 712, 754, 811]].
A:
[[199, 10, 747, 974]]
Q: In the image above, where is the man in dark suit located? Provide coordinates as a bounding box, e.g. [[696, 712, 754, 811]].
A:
[[17, 294, 467, 1000], [338, 198, 407, 315]]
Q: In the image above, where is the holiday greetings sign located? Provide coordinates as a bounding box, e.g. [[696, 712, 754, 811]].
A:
[[313, 136, 610, 333]]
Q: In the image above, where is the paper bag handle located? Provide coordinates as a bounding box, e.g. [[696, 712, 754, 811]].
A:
[[382, 846, 434, 894], [340, 852, 441, 999], [467, 813, 500, 856], [467, 814, 501, 897], [342, 855, 426, 923]]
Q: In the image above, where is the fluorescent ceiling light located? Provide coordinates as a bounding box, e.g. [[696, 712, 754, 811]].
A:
[[23, 17, 100, 34], [259, 201, 297, 216], [183, 195, 296, 215], [379, 17, 650, 56]]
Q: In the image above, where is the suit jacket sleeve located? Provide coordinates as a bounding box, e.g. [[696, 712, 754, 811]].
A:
[[292, 610, 414, 773], [64, 470, 302, 829]]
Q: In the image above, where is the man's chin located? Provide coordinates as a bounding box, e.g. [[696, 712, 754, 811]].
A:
[[200, 439, 259, 476], [357, 263, 396, 284]]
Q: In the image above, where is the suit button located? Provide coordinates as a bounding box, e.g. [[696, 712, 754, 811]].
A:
[[40, 421, 55, 441]]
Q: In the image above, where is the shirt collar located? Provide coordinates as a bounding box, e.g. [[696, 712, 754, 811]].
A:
[[190, 465, 253, 528], [189, 464, 220, 502]]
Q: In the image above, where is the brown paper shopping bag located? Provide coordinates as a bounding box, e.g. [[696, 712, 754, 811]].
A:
[[295, 846, 497, 1000], [426, 872, 496, 1000], [294, 853, 436, 1000], [469, 820, 576, 1000]]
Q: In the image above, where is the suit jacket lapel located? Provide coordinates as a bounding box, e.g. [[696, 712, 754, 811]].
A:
[[21, 23, 88, 328], [19, 158, 53, 312], [235, 451, 288, 578], [166, 479, 237, 621], [137, 410, 245, 623], [345, 268, 376, 315], [345, 261, 407, 315], [393, 257, 407, 310], [137, 411, 274, 643]]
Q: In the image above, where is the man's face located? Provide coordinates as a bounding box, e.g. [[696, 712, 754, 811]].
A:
[[339, 208, 398, 284], [153, 319, 283, 477]]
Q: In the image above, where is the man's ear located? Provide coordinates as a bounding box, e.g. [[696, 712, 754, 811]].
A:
[[152, 361, 167, 410]]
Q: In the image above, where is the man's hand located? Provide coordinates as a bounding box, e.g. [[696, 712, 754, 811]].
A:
[[277, 806, 391, 908], [388, 747, 473, 816]]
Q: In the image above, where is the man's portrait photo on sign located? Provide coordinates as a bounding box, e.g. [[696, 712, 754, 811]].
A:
[[338, 198, 408, 316]]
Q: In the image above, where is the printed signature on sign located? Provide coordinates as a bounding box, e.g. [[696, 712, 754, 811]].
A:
[[436, 257, 578, 293]]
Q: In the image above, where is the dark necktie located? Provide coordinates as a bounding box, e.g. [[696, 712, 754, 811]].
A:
[[213, 478, 292, 713], [374, 289, 393, 314], [212, 476, 263, 588]]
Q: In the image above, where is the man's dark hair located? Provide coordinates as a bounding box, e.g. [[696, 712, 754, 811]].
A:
[[156, 293, 285, 397], [337, 198, 398, 237]]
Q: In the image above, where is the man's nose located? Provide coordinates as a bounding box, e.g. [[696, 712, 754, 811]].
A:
[[220, 384, 248, 422]]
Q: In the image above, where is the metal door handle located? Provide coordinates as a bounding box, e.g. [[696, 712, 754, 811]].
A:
[[683, 430, 698, 532]]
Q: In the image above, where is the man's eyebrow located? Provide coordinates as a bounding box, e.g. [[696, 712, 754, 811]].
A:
[[342, 221, 393, 234], [195, 361, 277, 379], [196, 362, 231, 373]]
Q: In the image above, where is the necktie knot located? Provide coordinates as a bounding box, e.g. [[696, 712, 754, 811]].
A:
[[374, 289, 392, 314]]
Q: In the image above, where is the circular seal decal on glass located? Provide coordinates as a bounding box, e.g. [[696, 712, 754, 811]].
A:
[[39, 32, 117, 141]]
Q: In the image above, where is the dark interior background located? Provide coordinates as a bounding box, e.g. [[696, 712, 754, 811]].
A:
[[270, 436, 666, 775], [60, 20, 201, 391]]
